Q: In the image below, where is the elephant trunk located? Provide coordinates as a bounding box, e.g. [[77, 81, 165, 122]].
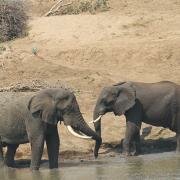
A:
[[77, 113, 102, 158], [93, 108, 102, 137], [63, 111, 102, 158]]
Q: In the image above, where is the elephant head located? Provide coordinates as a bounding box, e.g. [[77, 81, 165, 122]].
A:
[[28, 88, 102, 157], [92, 82, 136, 149]]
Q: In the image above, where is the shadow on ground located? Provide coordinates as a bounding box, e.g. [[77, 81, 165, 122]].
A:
[[12, 159, 48, 168], [101, 126, 176, 155], [101, 136, 176, 155]]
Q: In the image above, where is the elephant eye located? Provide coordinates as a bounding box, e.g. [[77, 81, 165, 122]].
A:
[[32, 110, 42, 118]]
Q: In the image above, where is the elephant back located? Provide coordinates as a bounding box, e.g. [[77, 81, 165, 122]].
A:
[[0, 92, 34, 144]]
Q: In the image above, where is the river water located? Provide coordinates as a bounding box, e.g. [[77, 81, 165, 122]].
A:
[[0, 152, 180, 180]]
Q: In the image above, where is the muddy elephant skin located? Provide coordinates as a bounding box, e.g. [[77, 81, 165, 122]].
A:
[[0, 88, 101, 170], [93, 81, 180, 156]]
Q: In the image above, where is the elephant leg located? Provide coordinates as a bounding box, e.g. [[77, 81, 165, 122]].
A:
[[5, 144, 19, 167], [46, 127, 59, 169], [123, 121, 141, 156], [123, 104, 142, 156], [27, 118, 46, 170], [29, 134, 45, 170], [176, 112, 180, 152], [0, 144, 4, 166], [132, 131, 141, 155], [176, 133, 180, 152]]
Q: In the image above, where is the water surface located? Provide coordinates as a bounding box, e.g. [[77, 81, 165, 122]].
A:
[[1, 152, 180, 180]]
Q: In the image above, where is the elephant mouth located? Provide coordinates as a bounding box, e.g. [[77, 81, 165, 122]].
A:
[[113, 111, 118, 116], [113, 109, 123, 116], [89, 115, 103, 124], [66, 125, 92, 139]]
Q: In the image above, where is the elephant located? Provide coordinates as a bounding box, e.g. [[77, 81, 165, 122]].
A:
[[92, 81, 180, 156], [0, 88, 102, 170]]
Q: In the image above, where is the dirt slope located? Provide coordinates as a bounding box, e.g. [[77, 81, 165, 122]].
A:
[[0, 0, 180, 160]]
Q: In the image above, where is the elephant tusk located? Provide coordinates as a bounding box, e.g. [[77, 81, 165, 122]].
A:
[[89, 115, 103, 124], [66, 126, 92, 139]]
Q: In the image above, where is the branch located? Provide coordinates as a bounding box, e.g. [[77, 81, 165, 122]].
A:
[[44, 0, 63, 17], [53, 2, 73, 13]]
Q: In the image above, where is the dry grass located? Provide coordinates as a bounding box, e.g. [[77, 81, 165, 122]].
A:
[[0, 0, 28, 42], [46, 0, 109, 16]]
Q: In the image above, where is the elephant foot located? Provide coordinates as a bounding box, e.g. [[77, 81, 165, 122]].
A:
[[122, 151, 132, 157], [130, 151, 139, 156], [122, 150, 140, 156], [5, 161, 15, 168], [5, 158, 16, 168], [30, 166, 39, 171]]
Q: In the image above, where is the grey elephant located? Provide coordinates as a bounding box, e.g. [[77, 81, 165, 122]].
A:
[[92, 81, 180, 156], [0, 88, 101, 170]]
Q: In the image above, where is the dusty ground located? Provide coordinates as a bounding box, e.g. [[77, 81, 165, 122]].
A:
[[0, 0, 180, 162]]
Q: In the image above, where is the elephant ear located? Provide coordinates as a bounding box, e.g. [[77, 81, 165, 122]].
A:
[[114, 82, 136, 115], [28, 93, 58, 125], [28, 96, 43, 118]]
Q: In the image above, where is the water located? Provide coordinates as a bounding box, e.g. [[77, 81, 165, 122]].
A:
[[1, 152, 180, 180]]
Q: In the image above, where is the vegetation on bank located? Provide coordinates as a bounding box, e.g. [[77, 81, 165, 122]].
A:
[[0, 0, 108, 42], [0, 0, 28, 42], [45, 0, 109, 16]]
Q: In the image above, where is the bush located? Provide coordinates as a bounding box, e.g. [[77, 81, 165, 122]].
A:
[[45, 0, 109, 16], [0, 0, 28, 42]]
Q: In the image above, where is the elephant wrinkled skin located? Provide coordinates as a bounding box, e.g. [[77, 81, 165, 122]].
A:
[[0, 88, 101, 170], [93, 81, 180, 156]]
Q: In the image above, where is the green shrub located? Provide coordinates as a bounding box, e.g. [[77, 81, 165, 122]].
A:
[[0, 0, 28, 42]]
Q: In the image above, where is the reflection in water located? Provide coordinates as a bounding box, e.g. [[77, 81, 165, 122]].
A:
[[1, 152, 180, 180], [30, 171, 43, 180], [48, 170, 61, 180], [126, 157, 145, 179], [0, 168, 17, 180]]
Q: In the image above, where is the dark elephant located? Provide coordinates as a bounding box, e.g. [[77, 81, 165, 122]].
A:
[[92, 81, 180, 156], [0, 88, 101, 170]]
